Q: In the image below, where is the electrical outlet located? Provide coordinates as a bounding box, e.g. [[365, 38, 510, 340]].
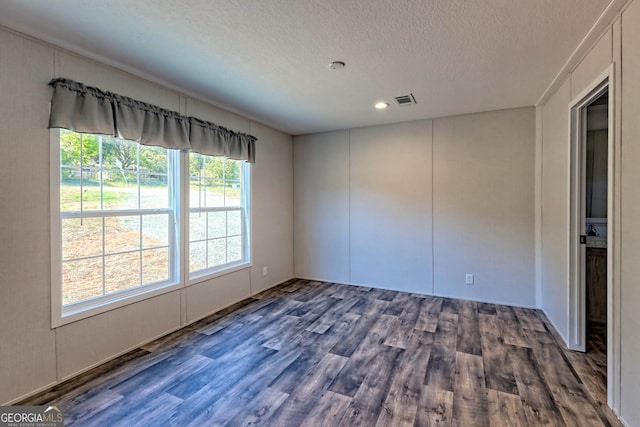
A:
[[465, 274, 474, 285], [263, 266, 268, 276]]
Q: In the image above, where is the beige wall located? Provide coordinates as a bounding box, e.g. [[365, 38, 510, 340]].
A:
[[620, 0, 640, 423], [539, 24, 613, 346], [294, 108, 536, 306], [570, 29, 613, 99], [0, 29, 57, 405], [349, 121, 433, 293], [250, 121, 295, 294], [433, 109, 535, 306], [0, 27, 294, 404], [537, 0, 640, 423], [293, 131, 350, 283], [540, 77, 571, 341]]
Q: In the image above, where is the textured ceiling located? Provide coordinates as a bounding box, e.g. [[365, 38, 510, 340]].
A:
[[0, 0, 611, 135]]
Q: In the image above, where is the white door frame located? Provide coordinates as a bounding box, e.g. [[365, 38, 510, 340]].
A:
[[568, 64, 620, 410]]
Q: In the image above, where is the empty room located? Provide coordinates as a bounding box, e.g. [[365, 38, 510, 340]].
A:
[[1, 0, 639, 426]]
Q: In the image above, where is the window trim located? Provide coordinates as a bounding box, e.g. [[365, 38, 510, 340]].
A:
[[51, 131, 183, 327], [182, 159, 253, 286], [51, 131, 252, 328], [186, 154, 252, 281]]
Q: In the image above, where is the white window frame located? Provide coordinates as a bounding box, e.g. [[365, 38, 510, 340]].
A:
[[187, 154, 251, 284], [51, 131, 182, 327], [51, 131, 252, 327]]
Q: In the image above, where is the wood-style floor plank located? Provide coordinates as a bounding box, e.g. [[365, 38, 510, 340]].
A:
[[72, 388, 181, 427], [182, 339, 302, 426], [383, 295, 422, 349], [328, 314, 396, 397], [189, 345, 277, 398], [299, 391, 351, 427], [510, 345, 566, 427], [18, 280, 620, 427], [424, 311, 459, 391], [456, 300, 482, 356], [452, 352, 489, 427], [441, 297, 460, 314], [534, 312, 618, 424], [513, 306, 547, 332], [268, 353, 349, 426], [337, 345, 405, 426], [261, 314, 309, 350], [415, 386, 454, 427], [224, 387, 289, 426], [61, 390, 123, 426], [108, 352, 212, 397], [305, 294, 359, 334], [496, 305, 530, 348], [487, 389, 528, 427], [479, 313, 519, 395], [376, 330, 434, 427], [269, 313, 359, 395], [415, 295, 443, 333], [289, 280, 326, 303], [526, 330, 605, 427], [330, 298, 389, 357], [384, 291, 412, 317], [477, 302, 499, 316], [563, 349, 607, 407]]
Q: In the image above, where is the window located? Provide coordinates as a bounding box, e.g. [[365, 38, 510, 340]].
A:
[[188, 153, 250, 278], [53, 130, 250, 325], [57, 130, 178, 317]]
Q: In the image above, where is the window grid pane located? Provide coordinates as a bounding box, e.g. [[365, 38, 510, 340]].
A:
[[207, 238, 226, 268], [59, 131, 174, 308], [142, 248, 170, 284], [61, 211, 174, 306], [188, 153, 247, 277], [57, 131, 250, 315], [62, 258, 103, 305], [188, 208, 244, 274], [105, 252, 141, 295]]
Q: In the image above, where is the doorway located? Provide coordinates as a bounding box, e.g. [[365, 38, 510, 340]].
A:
[[568, 65, 619, 410], [584, 92, 608, 399]]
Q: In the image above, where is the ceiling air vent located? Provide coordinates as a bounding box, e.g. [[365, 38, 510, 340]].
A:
[[395, 94, 417, 106]]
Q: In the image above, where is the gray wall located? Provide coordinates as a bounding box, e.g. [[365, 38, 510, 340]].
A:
[[620, 0, 640, 423], [350, 121, 432, 293], [294, 108, 536, 306], [537, 0, 640, 423], [0, 27, 294, 404], [540, 77, 571, 341], [538, 23, 614, 345], [293, 130, 350, 283]]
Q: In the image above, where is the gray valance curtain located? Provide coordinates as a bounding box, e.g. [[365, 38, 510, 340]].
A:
[[48, 78, 256, 163]]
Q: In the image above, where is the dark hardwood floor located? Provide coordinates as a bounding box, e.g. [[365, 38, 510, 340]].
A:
[[565, 321, 608, 408], [20, 279, 621, 426]]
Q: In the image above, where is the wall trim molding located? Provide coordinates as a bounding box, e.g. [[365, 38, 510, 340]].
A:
[[536, 0, 632, 107]]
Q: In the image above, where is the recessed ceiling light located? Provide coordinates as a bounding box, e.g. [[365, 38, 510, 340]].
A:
[[374, 102, 390, 110], [329, 61, 346, 70]]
